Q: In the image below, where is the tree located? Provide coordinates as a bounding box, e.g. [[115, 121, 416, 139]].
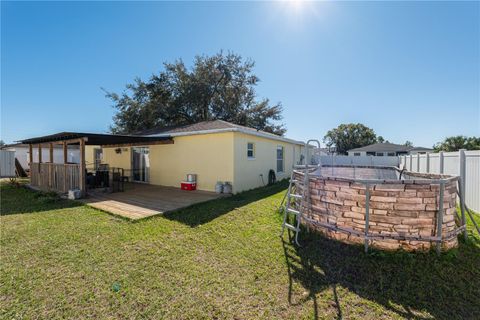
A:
[[404, 140, 413, 147], [433, 136, 480, 152], [104, 52, 286, 135], [377, 136, 385, 143], [323, 123, 377, 155], [0, 140, 5, 147]]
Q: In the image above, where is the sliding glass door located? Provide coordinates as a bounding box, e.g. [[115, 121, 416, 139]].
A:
[[132, 147, 150, 183]]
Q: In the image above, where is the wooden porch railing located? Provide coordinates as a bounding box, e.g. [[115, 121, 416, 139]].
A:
[[30, 162, 81, 193]]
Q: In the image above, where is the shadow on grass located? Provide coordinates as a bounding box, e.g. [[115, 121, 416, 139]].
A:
[[0, 184, 82, 216], [282, 229, 480, 320], [163, 180, 289, 227]]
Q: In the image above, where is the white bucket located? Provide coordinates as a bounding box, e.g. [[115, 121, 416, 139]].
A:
[[215, 181, 224, 194], [68, 189, 82, 200], [223, 182, 232, 194]]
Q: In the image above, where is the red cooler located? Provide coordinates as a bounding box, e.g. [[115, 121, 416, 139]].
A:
[[181, 181, 197, 191]]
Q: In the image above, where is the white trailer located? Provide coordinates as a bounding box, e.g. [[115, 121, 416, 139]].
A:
[[0, 150, 16, 178]]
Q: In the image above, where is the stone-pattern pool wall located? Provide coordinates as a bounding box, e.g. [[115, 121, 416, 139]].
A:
[[294, 171, 459, 251]]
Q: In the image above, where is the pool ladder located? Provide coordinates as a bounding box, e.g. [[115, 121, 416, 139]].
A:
[[280, 140, 322, 246]]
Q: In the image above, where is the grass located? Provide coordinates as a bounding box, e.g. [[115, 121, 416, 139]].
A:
[[1, 180, 479, 319]]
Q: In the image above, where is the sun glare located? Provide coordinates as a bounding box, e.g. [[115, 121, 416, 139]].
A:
[[289, 0, 305, 12], [275, 0, 322, 25]]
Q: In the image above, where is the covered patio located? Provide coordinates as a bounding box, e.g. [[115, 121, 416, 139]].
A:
[[81, 183, 226, 219], [20, 132, 173, 196]]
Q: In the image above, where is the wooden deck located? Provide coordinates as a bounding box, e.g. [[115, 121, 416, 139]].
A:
[[81, 183, 226, 220]]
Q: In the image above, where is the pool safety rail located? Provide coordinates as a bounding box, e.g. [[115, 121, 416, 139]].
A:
[[280, 144, 477, 254]]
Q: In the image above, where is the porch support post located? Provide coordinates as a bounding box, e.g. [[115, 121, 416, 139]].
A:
[[63, 142, 68, 163], [48, 143, 54, 188], [37, 144, 43, 188], [63, 142, 67, 193], [49, 143, 54, 163], [79, 138, 86, 196], [28, 144, 33, 166]]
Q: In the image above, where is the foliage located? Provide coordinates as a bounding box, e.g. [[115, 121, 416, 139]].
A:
[[377, 136, 385, 143], [105, 52, 286, 135], [433, 136, 480, 152], [0, 140, 5, 147], [1, 181, 479, 319], [404, 140, 413, 147], [323, 123, 377, 154]]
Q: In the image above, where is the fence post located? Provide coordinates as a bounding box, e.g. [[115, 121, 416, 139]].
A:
[[409, 154, 413, 171], [459, 149, 468, 240], [459, 149, 466, 196], [439, 151, 444, 174], [416, 154, 420, 172], [426, 152, 430, 173], [458, 179, 468, 242]]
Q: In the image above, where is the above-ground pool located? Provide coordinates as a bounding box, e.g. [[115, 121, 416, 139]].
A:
[[293, 165, 463, 252]]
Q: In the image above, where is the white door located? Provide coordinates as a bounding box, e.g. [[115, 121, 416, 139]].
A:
[[132, 147, 150, 183]]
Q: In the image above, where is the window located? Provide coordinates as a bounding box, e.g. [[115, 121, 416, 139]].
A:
[[387, 152, 395, 156], [247, 142, 255, 159], [276, 146, 284, 173], [376, 152, 384, 156], [354, 152, 361, 156], [366, 152, 376, 156]]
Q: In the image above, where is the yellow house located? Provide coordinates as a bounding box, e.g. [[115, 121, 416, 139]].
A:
[[99, 120, 304, 193]]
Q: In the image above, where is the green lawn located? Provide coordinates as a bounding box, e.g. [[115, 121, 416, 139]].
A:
[[1, 181, 479, 319]]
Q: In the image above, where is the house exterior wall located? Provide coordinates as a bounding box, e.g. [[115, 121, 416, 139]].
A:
[[101, 132, 301, 193], [148, 132, 234, 192], [102, 147, 132, 170], [348, 151, 367, 156], [102, 133, 235, 192], [232, 132, 302, 193], [84, 145, 100, 167]]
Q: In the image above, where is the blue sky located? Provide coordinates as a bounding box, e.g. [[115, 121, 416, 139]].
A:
[[1, 1, 479, 147]]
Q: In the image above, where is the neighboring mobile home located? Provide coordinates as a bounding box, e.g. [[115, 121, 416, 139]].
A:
[[347, 142, 433, 156], [1, 143, 97, 171], [21, 120, 304, 194]]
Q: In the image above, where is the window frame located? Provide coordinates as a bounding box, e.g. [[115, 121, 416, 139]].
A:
[[276, 145, 284, 173], [353, 152, 361, 156], [247, 142, 255, 159]]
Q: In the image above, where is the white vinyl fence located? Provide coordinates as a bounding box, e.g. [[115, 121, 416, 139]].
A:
[[401, 150, 480, 212], [316, 155, 400, 167]]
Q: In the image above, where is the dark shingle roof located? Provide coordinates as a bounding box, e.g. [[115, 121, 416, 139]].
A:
[[137, 120, 302, 145], [135, 120, 234, 135], [408, 147, 434, 152]]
